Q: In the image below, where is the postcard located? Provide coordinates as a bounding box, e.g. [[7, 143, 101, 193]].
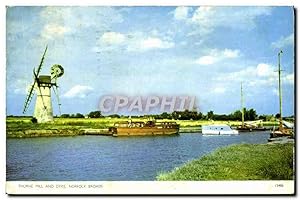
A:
[[6, 6, 295, 195]]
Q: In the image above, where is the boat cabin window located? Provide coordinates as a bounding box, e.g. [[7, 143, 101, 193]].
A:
[[203, 125, 232, 131], [146, 121, 155, 127]]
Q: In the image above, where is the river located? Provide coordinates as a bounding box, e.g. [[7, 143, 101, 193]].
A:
[[7, 132, 270, 181]]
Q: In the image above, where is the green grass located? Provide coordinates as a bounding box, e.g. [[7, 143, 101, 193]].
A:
[[6, 117, 127, 131], [6, 116, 278, 130], [157, 143, 294, 180], [6, 117, 278, 138]]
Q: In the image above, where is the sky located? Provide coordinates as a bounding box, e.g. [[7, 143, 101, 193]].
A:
[[6, 6, 294, 116]]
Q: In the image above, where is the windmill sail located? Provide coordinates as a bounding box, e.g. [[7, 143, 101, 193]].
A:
[[22, 46, 48, 114], [51, 64, 64, 116], [23, 83, 35, 113], [35, 46, 48, 76]]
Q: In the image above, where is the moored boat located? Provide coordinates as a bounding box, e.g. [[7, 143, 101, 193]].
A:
[[270, 121, 294, 138], [237, 83, 268, 132], [202, 124, 239, 135], [235, 120, 269, 132], [269, 50, 294, 141], [109, 120, 179, 137]]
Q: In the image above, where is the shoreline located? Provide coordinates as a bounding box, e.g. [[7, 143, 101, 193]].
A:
[[7, 127, 272, 138], [6, 117, 277, 138], [157, 143, 294, 180]]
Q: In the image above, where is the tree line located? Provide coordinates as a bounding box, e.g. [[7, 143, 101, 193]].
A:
[[57, 108, 290, 121], [60, 111, 103, 118], [60, 111, 121, 118], [148, 108, 258, 121]]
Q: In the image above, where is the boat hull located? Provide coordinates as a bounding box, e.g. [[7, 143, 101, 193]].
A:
[[270, 129, 293, 138], [202, 130, 239, 135], [202, 124, 239, 135], [110, 127, 179, 137], [235, 127, 269, 132]]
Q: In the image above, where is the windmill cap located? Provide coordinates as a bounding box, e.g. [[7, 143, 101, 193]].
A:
[[38, 75, 51, 83]]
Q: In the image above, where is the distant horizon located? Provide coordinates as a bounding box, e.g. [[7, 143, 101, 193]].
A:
[[6, 109, 295, 119]]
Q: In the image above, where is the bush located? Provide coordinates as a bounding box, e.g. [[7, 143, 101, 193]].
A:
[[60, 114, 70, 118], [88, 111, 102, 118], [31, 117, 37, 123]]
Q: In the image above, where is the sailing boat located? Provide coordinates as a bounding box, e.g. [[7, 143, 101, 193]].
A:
[[236, 82, 267, 132], [269, 50, 294, 139]]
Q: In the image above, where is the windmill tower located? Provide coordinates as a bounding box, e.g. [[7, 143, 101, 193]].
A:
[[23, 46, 64, 123]]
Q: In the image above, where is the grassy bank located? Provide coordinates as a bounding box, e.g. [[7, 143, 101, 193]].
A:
[[7, 117, 278, 129], [157, 143, 294, 180], [6, 117, 278, 138]]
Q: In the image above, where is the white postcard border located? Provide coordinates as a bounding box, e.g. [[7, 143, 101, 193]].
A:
[[6, 181, 294, 195]]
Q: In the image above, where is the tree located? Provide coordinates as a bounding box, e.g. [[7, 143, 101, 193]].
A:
[[207, 111, 214, 120], [31, 117, 37, 123], [75, 113, 84, 118], [231, 110, 242, 121], [247, 108, 257, 121], [197, 112, 203, 120], [161, 112, 171, 119], [60, 114, 70, 118], [171, 111, 179, 120], [88, 111, 102, 118], [258, 115, 267, 121], [108, 114, 120, 118], [258, 114, 274, 121]]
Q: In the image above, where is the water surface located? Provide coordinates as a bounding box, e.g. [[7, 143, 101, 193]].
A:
[[7, 132, 270, 181]]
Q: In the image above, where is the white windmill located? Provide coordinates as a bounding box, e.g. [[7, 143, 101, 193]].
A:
[[23, 46, 64, 123]]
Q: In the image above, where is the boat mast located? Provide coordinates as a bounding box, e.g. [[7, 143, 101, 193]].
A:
[[278, 50, 283, 130], [241, 82, 244, 128]]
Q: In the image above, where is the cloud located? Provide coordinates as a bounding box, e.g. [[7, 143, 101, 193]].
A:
[[223, 49, 240, 58], [40, 7, 123, 30], [196, 48, 240, 65], [11, 79, 33, 95], [189, 6, 215, 35], [40, 7, 71, 22], [39, 7, 72, 40], [133, 37, 174, 51], [174, 6, 191, 20], [100, 32, 126, 45], [42, 23, 70, 39], [283, 73, 294, 85], [256, 63, 274, 77], [271, 33, 294, 49], [215, 63, 273, 83], [32, 7, 124, 48], [63, 85, 94, 98], [95, 31, 175, 52], [212, 87, 226, 94], [181, 6, 272, 35], [196, 56, 216, 65], [214, 63, 294, 88]]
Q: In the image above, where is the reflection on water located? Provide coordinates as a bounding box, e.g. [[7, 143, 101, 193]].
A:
[[7, 132, 270, 181]]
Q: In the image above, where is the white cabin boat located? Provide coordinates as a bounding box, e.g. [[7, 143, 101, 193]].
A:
[[202, 124, 239, 135]]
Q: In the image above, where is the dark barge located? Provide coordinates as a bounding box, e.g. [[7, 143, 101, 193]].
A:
[[108, 120, 179, 137]]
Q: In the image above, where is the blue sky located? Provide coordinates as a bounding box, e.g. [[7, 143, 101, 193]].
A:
[[6, 6, 294, 116]]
